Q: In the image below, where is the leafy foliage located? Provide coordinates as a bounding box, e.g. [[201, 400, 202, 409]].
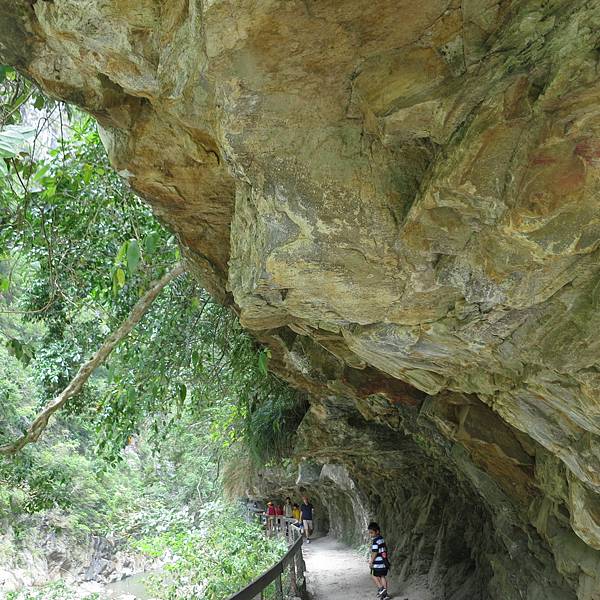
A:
[[6, 579, 104, 600], [134, 504, 287, 600], [0, 71, 308, 599]]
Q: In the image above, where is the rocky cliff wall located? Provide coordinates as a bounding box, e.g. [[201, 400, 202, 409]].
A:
[[2, 1, 600, 598], [0, 512, 148, 592]]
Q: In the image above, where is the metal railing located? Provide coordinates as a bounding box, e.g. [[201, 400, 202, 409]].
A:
[[226, 532, 307, 600]]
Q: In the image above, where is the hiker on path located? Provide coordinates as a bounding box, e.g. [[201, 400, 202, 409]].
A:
[[274, 502, 284, 531], [283, 496, 294, 535], [368, 522, 390, 599], [300, 496, 315, 543], [292, 503, 301, 523], [266, 501, 276, 532], [290, 503, 303, 536]]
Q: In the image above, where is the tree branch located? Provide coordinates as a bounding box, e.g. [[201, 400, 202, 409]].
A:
[[0, 263, 186, 456]]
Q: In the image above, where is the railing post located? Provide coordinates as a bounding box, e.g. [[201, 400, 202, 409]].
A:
[[226, 534, 304, 600], [297, 545, 306, 576], [289, 555, 298, 596]]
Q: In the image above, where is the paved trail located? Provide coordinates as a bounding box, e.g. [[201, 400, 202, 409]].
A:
[[303, 537, 430, 600]]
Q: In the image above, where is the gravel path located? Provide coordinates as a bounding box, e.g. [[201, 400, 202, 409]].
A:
[[303, 536, 430, 600]]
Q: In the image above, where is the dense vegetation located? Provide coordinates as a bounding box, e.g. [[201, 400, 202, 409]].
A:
[[0, 68, 306, 599]]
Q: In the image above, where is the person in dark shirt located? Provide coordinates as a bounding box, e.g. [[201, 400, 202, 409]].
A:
[[368, 522, 390, 598], [300, 496, 314, 543]]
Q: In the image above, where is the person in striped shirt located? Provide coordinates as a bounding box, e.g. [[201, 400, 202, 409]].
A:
[[368, 522, 390, 598]]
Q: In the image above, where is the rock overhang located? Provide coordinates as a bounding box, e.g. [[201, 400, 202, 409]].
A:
[[2, 1, 600, 597]]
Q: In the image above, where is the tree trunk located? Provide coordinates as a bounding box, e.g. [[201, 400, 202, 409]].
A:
[[0, 263, 185, 456]]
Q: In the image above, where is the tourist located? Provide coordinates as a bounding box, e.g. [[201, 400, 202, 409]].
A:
[[300, 496, 314, 543], [266, 501, 276, 532], [368, 522, 390, 599], [283, 496, 293, 518], [292, 502, 301, 523], [290, 503, 303, 537], [283, 496, 294, 535], [274, 501, 284, 531]]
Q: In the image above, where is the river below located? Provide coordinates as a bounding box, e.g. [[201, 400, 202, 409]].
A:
[[105, 570, 160, 599]]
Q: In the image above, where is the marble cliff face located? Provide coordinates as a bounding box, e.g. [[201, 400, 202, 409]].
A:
[[2, 1, 600, 597]]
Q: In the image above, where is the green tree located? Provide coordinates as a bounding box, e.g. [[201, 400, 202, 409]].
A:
[[1, 71, 306, 466], [0, 72, 305, 600]]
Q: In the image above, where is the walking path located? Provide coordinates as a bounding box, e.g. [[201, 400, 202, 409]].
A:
[[303, 537, 430, 600]]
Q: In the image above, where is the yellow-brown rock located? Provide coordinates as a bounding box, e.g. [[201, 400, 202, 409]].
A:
[[2, 1, 600, 597]]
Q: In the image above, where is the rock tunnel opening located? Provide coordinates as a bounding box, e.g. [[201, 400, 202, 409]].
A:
[[293, 409, 492, 598], [286, 393, 584, 600]]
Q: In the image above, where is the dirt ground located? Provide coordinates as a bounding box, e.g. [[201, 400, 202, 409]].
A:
[[302, 536, 431, 600]]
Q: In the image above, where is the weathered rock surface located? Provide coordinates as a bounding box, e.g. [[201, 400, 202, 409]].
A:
[[2, 1, 600, 598], [0, 511, 150, 593]]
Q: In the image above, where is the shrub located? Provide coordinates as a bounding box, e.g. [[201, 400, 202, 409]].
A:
[[134, 504, 287, 600]]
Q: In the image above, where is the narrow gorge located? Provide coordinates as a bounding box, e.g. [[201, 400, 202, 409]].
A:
[[2, 1, 600, 598]]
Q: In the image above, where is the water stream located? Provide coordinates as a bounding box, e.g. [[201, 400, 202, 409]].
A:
[[105, 570, 159, 599]]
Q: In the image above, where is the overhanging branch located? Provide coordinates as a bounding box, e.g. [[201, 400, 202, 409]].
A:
[[0, 263, 186, 456]]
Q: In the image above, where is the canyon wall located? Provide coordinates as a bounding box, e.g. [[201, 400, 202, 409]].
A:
[[2, 1, 600, 597]]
